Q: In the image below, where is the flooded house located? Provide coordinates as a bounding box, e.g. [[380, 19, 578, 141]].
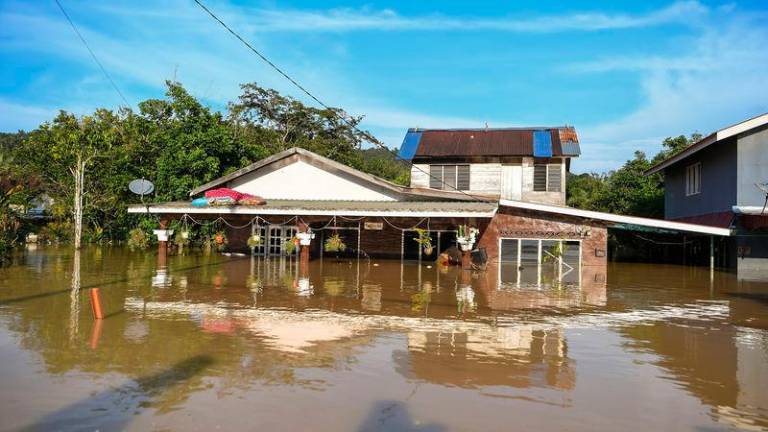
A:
[[129, 126, 730, 286], [646, 113, 768, 279]]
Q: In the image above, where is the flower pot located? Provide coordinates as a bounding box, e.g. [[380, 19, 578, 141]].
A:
[[423, 246, 434, 256]]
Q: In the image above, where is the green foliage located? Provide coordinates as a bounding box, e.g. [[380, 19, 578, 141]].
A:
[[5, 81, 407, 245], [283, 236, 298, 255], [323, 233, 347, 253], [567, 134, 700, 218], [127, 228, 150, 251], [412, 228, 434, 255]]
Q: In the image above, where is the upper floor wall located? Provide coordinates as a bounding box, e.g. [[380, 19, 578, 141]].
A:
[[663, 125, 768, 220], [410, 157, 566, 205], [663, 138, 737, 220], [737, 126, 768, 207]]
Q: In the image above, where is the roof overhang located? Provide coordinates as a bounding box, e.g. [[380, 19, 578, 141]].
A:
[[733, 205, 768, 215], [646, 112, 768, 175], [499, 199, 732, 236], [127, 202, 498, 219]]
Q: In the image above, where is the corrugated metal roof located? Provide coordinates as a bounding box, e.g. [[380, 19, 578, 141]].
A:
[[411, 127, 576, 158], [128, 200, 498, 217]]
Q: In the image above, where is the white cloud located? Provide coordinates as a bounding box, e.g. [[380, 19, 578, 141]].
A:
[[572, 14, 768, 173], [0, 99, 58, 131], [209, 1, 709, 34]]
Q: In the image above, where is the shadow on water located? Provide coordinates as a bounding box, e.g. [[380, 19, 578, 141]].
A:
[[20, 355, 215, 432], [726, 292, 768, 306], [357, 400, 445, 432], [0, 255, 249, 306]]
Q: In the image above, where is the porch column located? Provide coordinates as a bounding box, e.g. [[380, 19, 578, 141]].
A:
[[153, 219, 173, 262]]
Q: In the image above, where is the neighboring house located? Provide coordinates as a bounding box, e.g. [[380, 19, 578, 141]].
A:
[[646, 112, 768, 277], [399, 127, 581, 205]]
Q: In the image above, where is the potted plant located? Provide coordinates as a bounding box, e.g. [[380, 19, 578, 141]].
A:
[[297, 230, 315, 246], [213, 231, 227, 252], [413, 228, 434, 256], [247, 233, 262, 254], [324, 233, 347, 253], [283, 236, 299, 255], [457, 225, 479, 252]]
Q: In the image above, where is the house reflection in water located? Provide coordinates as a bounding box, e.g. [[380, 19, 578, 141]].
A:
[[396, 326, 574, 391], [620, 315, 768, 430]]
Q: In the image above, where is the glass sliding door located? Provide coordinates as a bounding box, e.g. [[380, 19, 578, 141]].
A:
[[498, 238, 581, 287]]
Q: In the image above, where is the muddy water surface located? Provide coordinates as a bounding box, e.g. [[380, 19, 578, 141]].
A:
[[1, 247, 767, 431]]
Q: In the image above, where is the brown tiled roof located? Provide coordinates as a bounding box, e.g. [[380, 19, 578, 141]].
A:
[[412, 127, 575, 158]]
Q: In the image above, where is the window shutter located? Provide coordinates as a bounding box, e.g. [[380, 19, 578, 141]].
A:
[[457, 165, 470, 190], [547, 164, 562, 192], [443, 165, 457, 190], [429, 165, 442, 189], [533, 164, 547, 192]]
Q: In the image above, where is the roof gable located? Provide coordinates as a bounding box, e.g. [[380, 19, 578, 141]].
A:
[[646, 112, 768, 175], [190, 147, 489, 202]]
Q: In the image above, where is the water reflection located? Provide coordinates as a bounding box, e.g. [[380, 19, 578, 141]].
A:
[[0, 248, 767, 431]]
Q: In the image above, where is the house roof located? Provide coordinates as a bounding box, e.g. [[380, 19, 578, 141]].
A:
[[189, 147, 490, 202], [404, 127, 580, 159], [499, 199, 732, 236], [127, 199, 498, 218], [646, 112, 768, 175]]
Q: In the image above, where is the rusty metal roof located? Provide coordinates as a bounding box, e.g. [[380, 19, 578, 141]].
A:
[[411, 127, 578, 158]]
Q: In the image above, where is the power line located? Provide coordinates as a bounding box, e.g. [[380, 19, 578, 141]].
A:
[[54, 0, 131, 108], [191, 0, 485, 202]]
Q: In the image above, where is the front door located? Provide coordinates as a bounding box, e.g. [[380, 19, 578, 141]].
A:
[[501, 164, 522, 200]]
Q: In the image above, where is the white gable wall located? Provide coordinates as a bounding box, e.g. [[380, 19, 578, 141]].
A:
[[227, 160, 398, 201]]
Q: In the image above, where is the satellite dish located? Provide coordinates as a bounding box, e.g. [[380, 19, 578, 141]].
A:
[[755, 183, 768, 215], [129, 179, 155, 196]]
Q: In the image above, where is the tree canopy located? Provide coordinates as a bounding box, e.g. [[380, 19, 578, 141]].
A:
[[4, 81, 409, 244], [567, 134, 699, 218]]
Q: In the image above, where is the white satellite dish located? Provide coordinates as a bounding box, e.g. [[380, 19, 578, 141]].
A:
[[755, 182, 768, 214], [128, 179, 155, 196]]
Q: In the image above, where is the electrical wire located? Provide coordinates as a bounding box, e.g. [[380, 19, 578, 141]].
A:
[[191, 0, 487, 202], [54, 0, 131, 107]]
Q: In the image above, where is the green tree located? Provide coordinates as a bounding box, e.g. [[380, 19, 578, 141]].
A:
[[19, 110, 119, 248]]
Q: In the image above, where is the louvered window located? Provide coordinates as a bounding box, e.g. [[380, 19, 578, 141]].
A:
[[429, 165, 470, 191], [533, 162, 562, 192]]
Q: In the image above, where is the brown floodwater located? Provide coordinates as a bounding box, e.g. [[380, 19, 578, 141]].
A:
[[0, 246, 767, 431]]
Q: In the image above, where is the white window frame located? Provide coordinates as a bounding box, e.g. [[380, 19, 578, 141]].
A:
[[685, 162, 701, 196], [497, 237, 581, 287]]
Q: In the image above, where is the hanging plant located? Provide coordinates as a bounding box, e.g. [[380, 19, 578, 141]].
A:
[[213, 231, 228, 252], [283, 236, 299, 255], [324, 233, 347, 253], [174, 229, 190, 247], [127, 228, 149, 251], [413, 228, 434, 256], [247, 233, 262, 250]]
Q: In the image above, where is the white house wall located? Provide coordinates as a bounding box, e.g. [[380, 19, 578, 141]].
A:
[[411, 160, 566, 204], [229, 159, 398, 201], [737, 127, 768, 207]]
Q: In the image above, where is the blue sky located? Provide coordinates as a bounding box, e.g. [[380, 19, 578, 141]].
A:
[[1, 0, 767, 172]]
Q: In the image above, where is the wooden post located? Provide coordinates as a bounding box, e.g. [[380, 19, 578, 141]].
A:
[[462, 250, 472, 270], [158, 219, 169, 258], [89, 288, 104, 320]]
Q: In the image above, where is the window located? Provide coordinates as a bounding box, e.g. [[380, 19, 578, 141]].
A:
[[499, 238, 581, 286], [429, 165, 470, 190], [686, 162, 701, 196], [533, 162, 562, 192]]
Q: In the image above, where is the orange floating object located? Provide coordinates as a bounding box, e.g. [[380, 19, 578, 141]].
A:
[[89, 288, 104, 320]]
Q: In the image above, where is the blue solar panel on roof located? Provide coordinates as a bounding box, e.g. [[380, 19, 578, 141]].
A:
[[398, 130, 422, 160], [533, 130, 553, 157]]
